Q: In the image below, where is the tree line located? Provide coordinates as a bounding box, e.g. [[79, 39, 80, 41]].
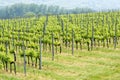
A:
[[0, 3, 95, 19]]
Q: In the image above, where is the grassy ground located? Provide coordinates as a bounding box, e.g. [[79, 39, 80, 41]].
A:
[[0, 46, 120, 80]]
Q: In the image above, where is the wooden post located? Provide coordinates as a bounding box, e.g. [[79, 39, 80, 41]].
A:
[[66, 21, 68, 48], [114, 17, 117, 49], [72, 29, 74, 55], [39, 38, 42, 70], [14, 53, 16, 74], [12, 33, 16, 74], [22, 29, 26, 76], [52, 32, 54, 61], [5, 42, 8, 72], [91, 18, 94, 50]]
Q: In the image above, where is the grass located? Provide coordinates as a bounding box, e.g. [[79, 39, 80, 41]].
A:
[[0, 46, 120, 80]]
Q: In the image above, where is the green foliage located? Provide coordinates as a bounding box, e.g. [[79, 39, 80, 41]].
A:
[[27, 42, 38, 49], [25, 49, 36, 57], [54, 41, 60, 46], [0, 45, 5, 52], [20, 50, 24, 57], [15, 42, 23, 47], [10, 49, 15, 54], [0, 62, 2, 69]]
